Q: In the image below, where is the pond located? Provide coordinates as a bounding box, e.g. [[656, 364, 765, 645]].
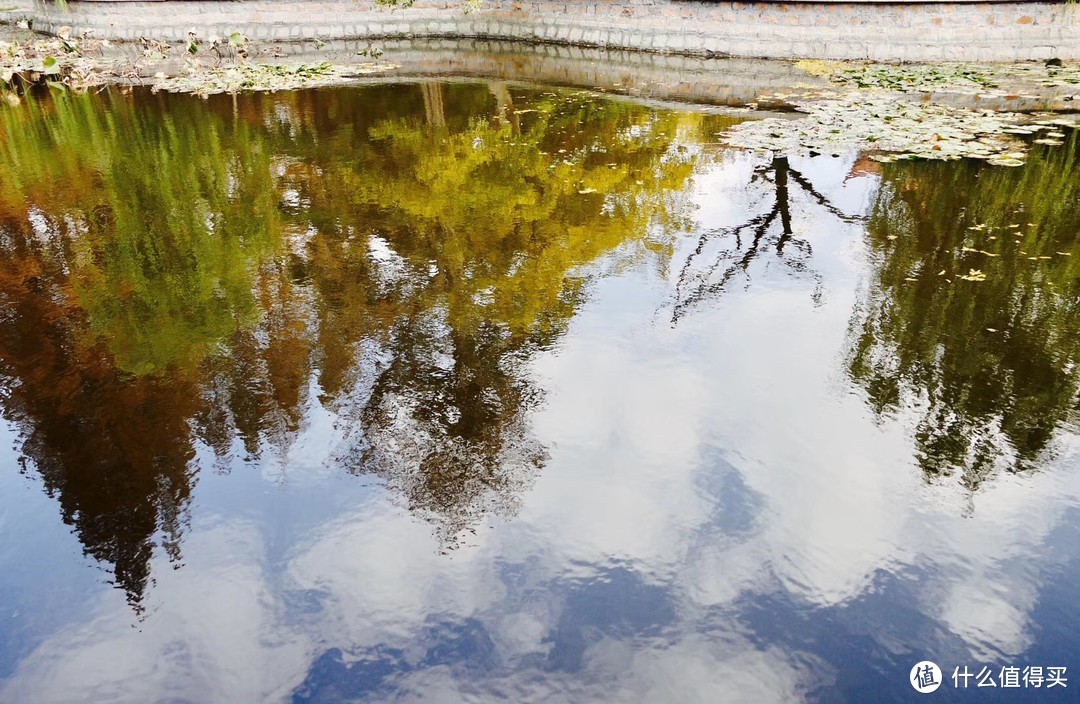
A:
[[0, 81, 1078, 702]]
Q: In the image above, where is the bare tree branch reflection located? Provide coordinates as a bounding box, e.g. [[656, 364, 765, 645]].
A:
[[671, 155, 862, 323]]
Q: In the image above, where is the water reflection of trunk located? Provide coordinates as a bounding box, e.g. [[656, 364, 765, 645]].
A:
[[421, 82, 446, 127], [488, 81, 519, 133], [775, 156, 793, 248], [671, 155, 860, 323]]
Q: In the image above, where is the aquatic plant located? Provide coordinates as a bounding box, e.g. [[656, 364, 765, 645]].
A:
[[722, 94, 1078, 166]]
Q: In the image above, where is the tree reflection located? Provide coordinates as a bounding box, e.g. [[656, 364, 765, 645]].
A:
[[0, 92, 275, 608], [0, 84, 709, 600], [0, 230, 198, 609], [671, 155, 860, 323], [847, 133, 1080, 489], [261, 84, 729, 538]]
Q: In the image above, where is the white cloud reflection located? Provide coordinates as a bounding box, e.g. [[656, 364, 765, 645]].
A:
[[3, 154, 1080, 703]]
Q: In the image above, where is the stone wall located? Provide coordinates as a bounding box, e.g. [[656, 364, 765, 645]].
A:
[[306, 38, 1079, 110], [375, 38, 832, 106], [19, 0, 1080, 61]]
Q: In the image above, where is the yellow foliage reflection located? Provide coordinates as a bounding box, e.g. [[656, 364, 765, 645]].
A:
[[0, 83, 715, 603]]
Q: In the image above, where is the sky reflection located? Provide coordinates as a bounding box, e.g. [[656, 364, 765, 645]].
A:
[[0, 84, 1078, 703]]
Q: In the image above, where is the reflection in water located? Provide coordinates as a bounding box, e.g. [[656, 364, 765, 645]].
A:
[[848, 133, 1080, 490], [0, 82, 1078, 703], [0, 84, 726, 602], [671, 155, 863, 323]]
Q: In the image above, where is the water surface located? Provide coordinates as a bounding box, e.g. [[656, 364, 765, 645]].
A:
[[0, 82, 1078, 702]]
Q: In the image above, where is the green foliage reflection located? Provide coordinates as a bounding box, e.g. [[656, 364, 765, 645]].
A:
[[0, 83, 710, 601], [848, 133, 1080, 489], [0, 91, 282, 375]]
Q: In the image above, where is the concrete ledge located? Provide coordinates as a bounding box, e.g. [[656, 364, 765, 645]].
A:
[[15, 0, 1080, 61], [301, 37, 1073, 111]]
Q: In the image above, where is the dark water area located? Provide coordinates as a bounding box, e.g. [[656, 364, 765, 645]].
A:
[[0, 82, 1078, 702]]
